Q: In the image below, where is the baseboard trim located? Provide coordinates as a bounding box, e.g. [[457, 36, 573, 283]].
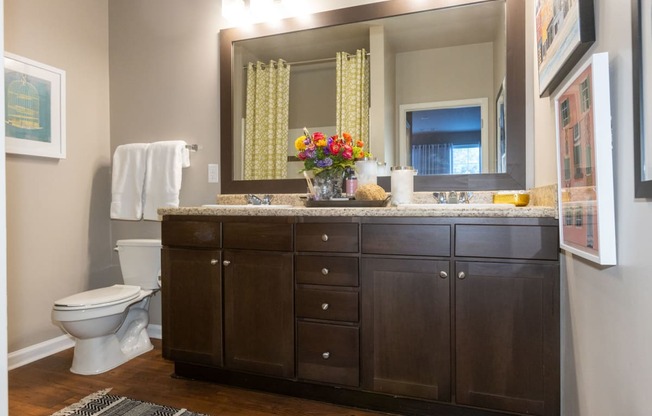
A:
[[8, 324, 163, 370], [147, 324, 162, 339], [8, 334, 74, 370]]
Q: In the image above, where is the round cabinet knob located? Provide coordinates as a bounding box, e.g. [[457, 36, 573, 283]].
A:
[[321, 303, 329, 311], [222, 260, 231, 266], [210, 259, 219, 265], [439, 271, 448, 279], [321, 234, 329, 242], [321, 268, 329, 276], [322, 352, 330, 360], [457, 271, 466, 280]]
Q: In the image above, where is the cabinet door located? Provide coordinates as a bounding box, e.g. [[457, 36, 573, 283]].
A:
[[223, 250, 294, 378], [161, 248, 222, 366], [455, 261, 560, 416], [361, 258, 451, 401]]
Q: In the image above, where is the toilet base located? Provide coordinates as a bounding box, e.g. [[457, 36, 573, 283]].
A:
[[70, 330, 153, 375], [68, 299, 154, 375]]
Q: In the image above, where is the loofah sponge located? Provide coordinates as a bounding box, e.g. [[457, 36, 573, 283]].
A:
[[355, 184, 387, 201]]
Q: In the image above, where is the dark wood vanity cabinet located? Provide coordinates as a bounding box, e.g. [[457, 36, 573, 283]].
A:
[[161, 215, 560, 416], [295, 220, 360, 387], [455, 261, 560, 416], [222, 219, 295, 378], [453, 223, 560, 416], [361, 257, 451, 401], [161, 218, 222, 366]]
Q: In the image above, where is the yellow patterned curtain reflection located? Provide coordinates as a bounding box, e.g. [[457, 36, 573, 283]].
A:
[[336, 49, 369, 145], [244, 60, 290, 179]]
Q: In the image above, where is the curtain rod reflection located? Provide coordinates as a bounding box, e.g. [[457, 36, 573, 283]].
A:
[[242, 52, 370, 70]]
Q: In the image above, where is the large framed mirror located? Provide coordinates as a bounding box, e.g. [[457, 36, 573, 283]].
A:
[[633, 0, 652, 198], [219, 0, 525, 194]]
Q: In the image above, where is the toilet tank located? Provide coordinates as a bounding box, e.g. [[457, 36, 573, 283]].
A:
[[116, 239, 162, 290]]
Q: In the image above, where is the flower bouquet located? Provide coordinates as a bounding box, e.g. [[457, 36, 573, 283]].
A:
[[295, 128, 370, 200]]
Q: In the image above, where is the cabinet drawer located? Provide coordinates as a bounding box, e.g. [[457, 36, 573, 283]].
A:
[[296, 223, 359, 253], [297, 321, 359, 387], [296, 288, 359, 322], [223, 222, 293, 251], [162, 220, 221, 248], [296, 256, 359, 286], [455, 225, 559, 260], [362, 224, 451, 256]]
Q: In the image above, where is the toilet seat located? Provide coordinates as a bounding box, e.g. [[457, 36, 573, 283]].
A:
[[54, 284, 141, 311]]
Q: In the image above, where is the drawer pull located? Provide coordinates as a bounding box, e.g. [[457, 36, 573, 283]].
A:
[[322, 352, 330, 360], [321, 303, 329, 311], [222, 260, 231, 266], [457, 271, 466, 280], [321, 267, 329, 276], [439, 271, 448, 279], [321, 234, 329, 242]]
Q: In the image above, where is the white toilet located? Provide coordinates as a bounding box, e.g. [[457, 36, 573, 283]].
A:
[[52, 239, 162, 375]]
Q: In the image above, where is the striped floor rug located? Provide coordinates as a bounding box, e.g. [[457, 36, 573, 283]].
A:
[[51, 388, 209, 416]]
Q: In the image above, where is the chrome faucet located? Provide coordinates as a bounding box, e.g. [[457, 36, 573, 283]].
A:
[[245, 194, 273, 205], [432, 191, 473, 204]]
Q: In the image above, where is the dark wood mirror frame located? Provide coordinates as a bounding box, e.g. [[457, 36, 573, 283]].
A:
[[633, 0, 652, 198], [219, 0, 525, 194]]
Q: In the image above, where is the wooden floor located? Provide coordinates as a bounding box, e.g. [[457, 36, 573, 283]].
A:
[[9, 339, 389, 416]]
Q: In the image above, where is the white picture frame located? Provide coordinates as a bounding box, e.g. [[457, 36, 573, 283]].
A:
[[4, 52, 66, 159], [554, 52, 616, 265]]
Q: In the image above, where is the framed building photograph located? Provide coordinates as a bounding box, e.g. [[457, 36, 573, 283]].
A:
[[554, 52, 616, 265], [4, 52, 66, 159], [536, 0, 595, 97]]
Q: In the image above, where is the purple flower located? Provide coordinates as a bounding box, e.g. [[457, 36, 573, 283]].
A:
[[316, 158, 333, 168], [304, 148, 316, 159]]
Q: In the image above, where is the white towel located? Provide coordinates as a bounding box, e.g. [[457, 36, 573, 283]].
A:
[[143, 140, 190, 221], [110, 143, 149, 220]]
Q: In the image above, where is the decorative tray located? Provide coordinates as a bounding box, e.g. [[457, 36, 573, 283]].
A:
[[303, 197, 390, 208]]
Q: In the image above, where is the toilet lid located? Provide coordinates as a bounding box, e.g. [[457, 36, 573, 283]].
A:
[[54, 284, 141, 310]]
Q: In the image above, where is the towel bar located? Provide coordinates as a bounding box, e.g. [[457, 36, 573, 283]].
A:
[[185, 144, 200, 152]]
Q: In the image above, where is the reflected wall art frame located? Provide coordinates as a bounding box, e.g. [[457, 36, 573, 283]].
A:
[[554, 53, 616, 266], [633, 0, 652, 197], [4, 53, 66, 159], [536, 0, 595, 97]]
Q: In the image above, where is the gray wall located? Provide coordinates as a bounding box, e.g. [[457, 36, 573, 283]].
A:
[[531, 0, 652, 414]]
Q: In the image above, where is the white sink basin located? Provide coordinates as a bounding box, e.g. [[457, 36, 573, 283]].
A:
[[201, 204, 295, 209], [396, 203, 515, 209]]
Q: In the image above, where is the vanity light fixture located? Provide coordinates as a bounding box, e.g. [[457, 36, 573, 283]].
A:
[[222, 0, 307, 25]]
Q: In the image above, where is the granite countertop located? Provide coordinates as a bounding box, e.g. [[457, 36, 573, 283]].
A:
[[158, 187, 559, 219], [158, 203, 557, 218]]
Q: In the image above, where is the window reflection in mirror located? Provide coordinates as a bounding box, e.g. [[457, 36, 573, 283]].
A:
[[231, 1, 506, 181]]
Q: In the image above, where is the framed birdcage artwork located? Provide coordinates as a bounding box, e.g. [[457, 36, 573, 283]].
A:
[[554, 52, 616, 265], [4, 53, 66, 159]]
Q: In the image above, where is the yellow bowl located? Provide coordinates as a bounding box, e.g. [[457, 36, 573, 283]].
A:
[[493, 193, 530, 207]]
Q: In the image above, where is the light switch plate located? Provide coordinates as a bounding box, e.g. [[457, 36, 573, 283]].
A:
[[208, 164, 219, 183]]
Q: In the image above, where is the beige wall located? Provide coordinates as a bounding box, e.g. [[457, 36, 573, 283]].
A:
[[5, 0, 111, 350]]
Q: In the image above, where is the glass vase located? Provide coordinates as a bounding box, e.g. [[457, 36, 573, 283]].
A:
[[312, 169, 344, 200]]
